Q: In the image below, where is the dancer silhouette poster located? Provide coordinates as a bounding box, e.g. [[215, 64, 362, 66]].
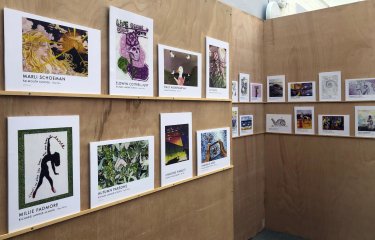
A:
[[4, 8, 101, 94], [266, 114, 292, 134], [8, 116, 80, 232], [90, 136, 154, 208], [109, 7, 153, 96], [206, 37, 230, 99], [197, 127, 230, 175], [158, 45, 202, 98], [160, 112, 193, 186]]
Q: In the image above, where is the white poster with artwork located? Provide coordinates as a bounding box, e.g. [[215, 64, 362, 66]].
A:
[[197, 127, 230, 175], [232, 107, 239, 137], [346, 78, 375, 101], [250, 83, 263, 102], [232, 81, 239, 103], [8, 116, 80, 232], [160, 112, 193, 186], [355, 106, 375, 138], [267, 75, 285, 102], [90, 136, 154, 208], [288, 81, 316, 102], [319, 71, 341, 101], [318, 115, 349, 136], [109, 6, 153, 96], [240, 115, 254, 136], [158, 45, 201, 98], [294, 106, 315, 135], [239, 73, 250, 102], [266, 114, 292, 134], [206, 37, 229, 99], [4, 8, 101, 94]]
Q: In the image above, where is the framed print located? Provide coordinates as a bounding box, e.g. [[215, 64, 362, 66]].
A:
[[239, 115, 253, 136], [239, 73, 250, 102], [294, 106, 315, 135], [4, 8, 101, 94], [206, 37, 229, 99], [197, 127, 230, 175], [160, 112, 193, 186], [355, 106, 375, 138], [232, 81, 239, 103], [232, 107, 239, 137], [158, 44, 201, 98], [90, 136, 154, 208], [267, 75, 285, 102], [288, 81, 316, 102], [346, 78, 375, 101], [266, 114, 292, 134], [8, 116, 80, 232], [319, 71, 341, 101], [250, 83, 263, 102], [109, 6, 153, 96], [318, 115, 349, 136]]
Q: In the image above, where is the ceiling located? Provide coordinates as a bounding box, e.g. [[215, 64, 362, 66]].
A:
[[295, 0, 364, 11]]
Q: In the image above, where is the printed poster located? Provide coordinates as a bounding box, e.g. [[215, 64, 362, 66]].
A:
[[319, 71, 341, 101], [90, 136, 154, 208], [232, 107, 239, 137], [8, 116, 80, 232], [267, 75, 285, 102], [232, 81, 238, 103], [266, 114, 292, 134], [197, 127, 230, 175], [109, 6, 153, 96], [294, 106, 315, 135], [160, 112, 193, 186], [158, 45, 201, 98], [250, 83, 263, 102], [318, 115, 349, 136], [355, 106, 375, 138], [206, 37, 229, 99], [346, 78, 375, 101], [288, 81, 316, 102], [240, 115, 254, 136], [4, 8, 101, 94], [239, 73, 250, 102]]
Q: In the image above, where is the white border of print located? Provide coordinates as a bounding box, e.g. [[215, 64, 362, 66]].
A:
[[294, 106, 315, 135], [319, 71, 341, 101], [89, 136, 154, 208], [267, 75, 285, 102], [239, 115, 254, 136], [318, 115, 349, 136], [266, 114, 292, 134], [355, 106, 375, 138], [250, 83, 263, 102], [239, 73, 250, 102], [8, 116, 80, 232], [232, 107, 239, 137], [197, 127, 230, 176], [109, 6, 153, 96], [160, 112, 193, 186], [232, 81, 239, 103], [4, 8, 101, 94], [158, 44, 202, 98], [345, 78, 375, 101], [206, 37, 229, 99], [288, 81, 316, 102]]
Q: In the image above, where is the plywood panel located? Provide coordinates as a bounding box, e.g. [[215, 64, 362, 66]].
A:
[[264, 1, 375, 239], [230, 8, 265, 240]]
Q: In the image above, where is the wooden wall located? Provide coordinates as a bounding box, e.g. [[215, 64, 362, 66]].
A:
[[264, 1, 375, 239], [0, 0, 265, 239], [230, 8, 265, 240]]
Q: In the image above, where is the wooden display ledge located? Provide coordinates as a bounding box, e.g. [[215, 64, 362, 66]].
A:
[[232, 132, 265, 139], [0, 90, 231, 102], [265, 132, 367, 140], [232, 102, 264, 104], [0, 165, 233, 240]]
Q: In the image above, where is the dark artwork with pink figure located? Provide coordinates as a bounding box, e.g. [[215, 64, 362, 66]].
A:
[[117, 20, 149, 81]]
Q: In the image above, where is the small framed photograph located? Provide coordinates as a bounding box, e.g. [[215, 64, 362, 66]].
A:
[[239, 73, 250, 102], [355, 106, 375, 138], [319, 71, 341, 101], [318, 115, 349, 136], [267, 75, 285, 102], [266, 114, 292, 134], [239, 115, 253, 136], [288, 81, 316, 102], [346, 78, 375, 101], [250, 83, 263, 102], [294, 106, 315, 135]]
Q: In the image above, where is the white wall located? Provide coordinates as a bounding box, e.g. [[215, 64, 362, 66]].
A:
[[220, 0, 269, 19]]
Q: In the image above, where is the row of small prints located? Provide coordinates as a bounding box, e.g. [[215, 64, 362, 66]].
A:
[[232, 71, 375, 102], [231, 106, 375, 137], [7, 113, 230, 233], [5, 7, 230, 99]]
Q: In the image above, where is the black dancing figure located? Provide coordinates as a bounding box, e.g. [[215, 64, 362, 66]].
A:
[[32, 137, 61, 198]]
